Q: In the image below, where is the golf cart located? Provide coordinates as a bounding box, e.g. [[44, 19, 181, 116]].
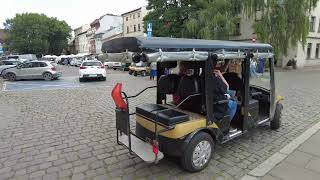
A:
[[102, 37, 283, 172]]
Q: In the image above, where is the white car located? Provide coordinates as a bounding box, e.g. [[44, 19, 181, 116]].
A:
[[79, 60, 106, 82]]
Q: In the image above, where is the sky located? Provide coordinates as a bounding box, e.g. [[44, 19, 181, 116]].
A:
[[0, 0, 148, 29]]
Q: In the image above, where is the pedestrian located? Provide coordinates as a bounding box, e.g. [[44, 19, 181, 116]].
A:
[[150, 62, 157, 80], [250, 58, 257, 77]]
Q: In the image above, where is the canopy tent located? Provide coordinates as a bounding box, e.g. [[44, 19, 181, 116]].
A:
[[102, 37, 274, 62]]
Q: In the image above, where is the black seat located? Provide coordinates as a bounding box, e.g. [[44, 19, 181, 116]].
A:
[[177, 75, 204, 113], [136, 104, 189, 126], [158, 74, 181, 94]]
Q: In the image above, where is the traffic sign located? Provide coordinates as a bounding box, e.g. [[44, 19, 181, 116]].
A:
[[147, 22, 152, 32]]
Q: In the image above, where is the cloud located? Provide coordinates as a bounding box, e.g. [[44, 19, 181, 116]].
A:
[[1, 0, 147, 29]]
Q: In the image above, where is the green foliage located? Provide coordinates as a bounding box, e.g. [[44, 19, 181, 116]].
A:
[[143, 0, 198, 37], [4, 13, 71, 55], [242, 0, 319, 57], [184, 0, 242, 39]]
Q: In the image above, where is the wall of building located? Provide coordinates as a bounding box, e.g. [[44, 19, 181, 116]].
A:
[[231, 2, 320, 68], [94, 15, 122, 54], [122, 6, 148, 37], [74, 24, 90, 54]]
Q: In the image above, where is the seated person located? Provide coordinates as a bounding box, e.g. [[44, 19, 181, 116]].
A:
[[213, 69, 237, 132]]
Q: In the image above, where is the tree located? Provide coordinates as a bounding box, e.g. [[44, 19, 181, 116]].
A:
[[4, 13, 71, 55], [184, 0, 242, 39], [242, 0, 319, 58], [143, 0, 198, 37]]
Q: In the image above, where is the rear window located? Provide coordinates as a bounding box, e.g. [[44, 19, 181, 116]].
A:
[[82, 62, 102, 66], [3, 61, 18, 65]]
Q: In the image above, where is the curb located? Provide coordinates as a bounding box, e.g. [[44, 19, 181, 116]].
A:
[[241, 119, 320, 180]]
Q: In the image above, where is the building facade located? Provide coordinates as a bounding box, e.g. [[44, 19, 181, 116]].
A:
[[74, 24, 90, 54], [231, 2, 320, 68], [87, 14, 122, 54], [122, 6, 149, 37]]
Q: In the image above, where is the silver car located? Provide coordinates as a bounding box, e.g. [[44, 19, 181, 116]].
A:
[[0, 60, 20, 75], [2, 61, 62, 81]]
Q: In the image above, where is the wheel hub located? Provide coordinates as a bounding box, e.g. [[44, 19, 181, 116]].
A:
[[192, 140, 211, 168]]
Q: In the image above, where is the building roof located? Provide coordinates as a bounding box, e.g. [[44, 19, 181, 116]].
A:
[[121, 7, 142, 16]]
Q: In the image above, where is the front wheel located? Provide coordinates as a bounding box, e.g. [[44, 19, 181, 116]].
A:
[[141, 71, 147, 77], [181, 132, 214, 172], [271, 103, 283, 130], [6, 73, 16, 81], [101, 77, 106, 81], [43, 72, 53, 81], [79, 78, 85, 82]]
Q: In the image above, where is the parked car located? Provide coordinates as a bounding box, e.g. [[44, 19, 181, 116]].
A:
[[79, 60, 106, 82], [71, 59, 82, 67], [128, 62, 150, 76], [0, 60, 20, 76], [104, 62, 122, 70], [2, 61, 61, 81]]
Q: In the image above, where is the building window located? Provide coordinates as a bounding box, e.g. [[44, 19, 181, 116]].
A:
[[316, 43, 320, 59], [138, 24, 141, 31], [126, 17, 128, 21], [307, 43, 312, 59], [127, 26, 129, 34], [134, 25, 137, 32], [318, 20, 320, 33], [138, 13, 140, 18], [310, 16, 316, 32], [133, 14, 135, 19], [234, 23, 241, 35]]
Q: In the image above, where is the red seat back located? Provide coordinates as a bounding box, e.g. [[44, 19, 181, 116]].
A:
[[111, 83, 128, 111]]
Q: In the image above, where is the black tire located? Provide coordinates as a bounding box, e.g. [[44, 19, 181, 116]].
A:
[[6, 73, 16, 81], [129, 70, 133, 75], [181, 132, 214, 172], [271, 103, 283, 130], [43, 72, 53, 81], [101, 77, 106, 81], [113, 68, 116, 70], [79, 78, 85, 82], [141, 71, 147, 77], [133, 71, 137, 76]]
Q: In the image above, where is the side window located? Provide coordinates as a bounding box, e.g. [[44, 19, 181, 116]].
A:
[[32, 62, 40, 68], [22, 63, 33, 68], [40, 62, 47, 67]]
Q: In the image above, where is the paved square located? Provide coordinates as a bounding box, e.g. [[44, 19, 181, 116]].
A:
[[0, 65, 320, 179]]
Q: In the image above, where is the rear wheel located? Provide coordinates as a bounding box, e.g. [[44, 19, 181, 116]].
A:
[[6, 73, 16, 81], [129, 70, 133, 75], [43, 72, 53, 81], [79, 78, 85, 82], [101, 77, 106, 81], [133, 71, 137, 76], [271, 103, 283, 130], [181, 132, 214, 172]]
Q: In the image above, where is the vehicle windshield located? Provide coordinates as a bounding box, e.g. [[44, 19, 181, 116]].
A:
[[82, 62, 102, 66], [249, 58, 271, 90]]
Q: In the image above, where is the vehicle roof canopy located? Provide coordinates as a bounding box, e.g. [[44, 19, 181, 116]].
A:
[[102, 37, 274, 62]]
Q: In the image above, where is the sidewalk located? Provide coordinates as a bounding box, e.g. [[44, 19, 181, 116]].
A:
[[263, 130, 320, 180], [242, 120, 320, 180]]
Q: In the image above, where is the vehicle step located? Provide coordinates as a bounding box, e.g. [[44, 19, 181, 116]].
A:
[[119, 134, 164, 163]]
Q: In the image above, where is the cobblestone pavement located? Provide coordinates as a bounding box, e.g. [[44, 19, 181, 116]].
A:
[[0, 65, 320, 180]]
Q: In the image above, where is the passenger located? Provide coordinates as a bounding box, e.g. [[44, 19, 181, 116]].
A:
[[172, 62, 188, 104], [213, 69, 237, 132]]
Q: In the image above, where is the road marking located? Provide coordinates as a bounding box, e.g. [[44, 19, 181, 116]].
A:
[[2, 82, 7, 91]]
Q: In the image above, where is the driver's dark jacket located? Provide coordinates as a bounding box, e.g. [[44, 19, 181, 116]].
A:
[[212, 75, 228, 120]]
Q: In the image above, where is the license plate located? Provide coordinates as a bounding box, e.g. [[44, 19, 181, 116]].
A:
[[88, 74, 97, 77]]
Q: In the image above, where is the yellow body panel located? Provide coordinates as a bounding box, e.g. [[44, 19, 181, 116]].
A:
[[136, 114, 218, 139]]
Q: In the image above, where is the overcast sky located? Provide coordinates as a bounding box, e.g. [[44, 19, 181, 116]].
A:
[[1, 0, 148, 29]]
